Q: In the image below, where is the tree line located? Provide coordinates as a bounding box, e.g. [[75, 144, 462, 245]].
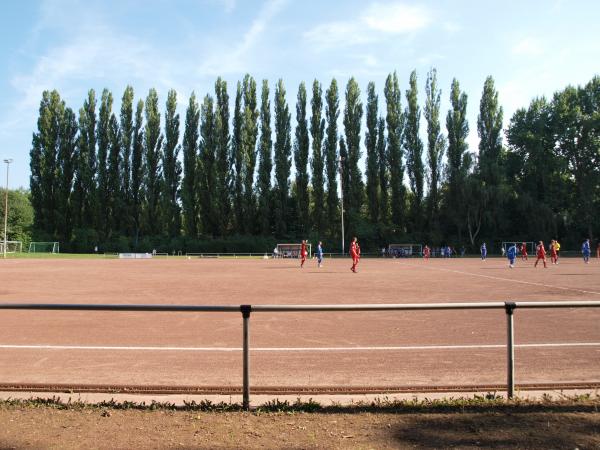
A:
[[29, 72, 600, 253]]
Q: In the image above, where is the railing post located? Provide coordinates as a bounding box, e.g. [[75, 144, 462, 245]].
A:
[[505, 301, 516, 398], [241, 304, 252, 411]]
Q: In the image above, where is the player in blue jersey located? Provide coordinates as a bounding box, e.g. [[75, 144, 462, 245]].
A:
[[507, 243, 517, 268], [480, 242, 487, 261], [582, 239, 591, 264], [316, 241, 324, 268]]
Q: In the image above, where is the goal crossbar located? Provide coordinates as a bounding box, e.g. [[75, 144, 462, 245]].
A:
[[275, 243, 312, 259], [28, 242, 60, 254]]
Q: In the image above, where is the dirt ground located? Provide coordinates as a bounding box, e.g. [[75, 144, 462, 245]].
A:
[[0, 403, 599, 449]]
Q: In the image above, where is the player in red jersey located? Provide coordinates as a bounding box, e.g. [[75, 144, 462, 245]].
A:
[[423, 245, 431, 260], [520, 242, 528, 261], [300, 240, 307, 268], [350, 237, 360, 273], [534, 240, 547, 268]]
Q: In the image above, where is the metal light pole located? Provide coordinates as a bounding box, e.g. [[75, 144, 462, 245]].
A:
[[338, 157, 345, 255], [3, 159, 13, 259]]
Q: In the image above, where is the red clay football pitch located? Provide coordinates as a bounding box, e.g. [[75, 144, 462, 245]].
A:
[[0, 256, 599, 394]]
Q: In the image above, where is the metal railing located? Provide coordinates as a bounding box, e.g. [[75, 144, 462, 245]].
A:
[[1, 301, 600, 410]]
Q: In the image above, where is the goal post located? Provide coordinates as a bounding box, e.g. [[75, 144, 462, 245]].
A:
[[274, 243, 312, 259], [28, 241, 60, 254], [0, 240, 22, 253], [387, 243, 422, 258], [502, 241, 535, 256]]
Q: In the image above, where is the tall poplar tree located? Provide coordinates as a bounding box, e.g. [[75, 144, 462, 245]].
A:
[[56, 106, 77, 241], [273, 79, 292, 236], [231, 82, 244, 233], [182, 93, 200, 237], [257, 80, 273, 235], [72, 89, 97, 230], [215, 78, 231, 235], [294, 82, 310, 235], [143, 88, 163, 235], [343, 78, 363, 231], [376, 117, 388, 223], [404, 70, 424, 229], [119, 86, 134, 235], [198, 95, 217, 235], [365, 81, 379, 223], [445, 78, 470, 241], [96, 89, 113, 236], [241, 75, 259, 233], [131, 99, 144, 246], [424, 68, 445, 231], [324, 79, 340, 236], [162, 89, 182, 237], [384, 72, 405, 230], [310, 80, 325, 235], [106, 113, 122, 237]]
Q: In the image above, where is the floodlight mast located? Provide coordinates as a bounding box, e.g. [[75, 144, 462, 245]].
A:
[[3, 159, 13, 259]]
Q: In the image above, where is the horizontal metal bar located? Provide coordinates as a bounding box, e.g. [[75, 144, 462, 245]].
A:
[[0, 301, 599, 313], [0, 304, 241, 312]]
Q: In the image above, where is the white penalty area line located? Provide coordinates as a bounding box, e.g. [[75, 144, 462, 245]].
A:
[[0, 343, 599, 352], [401, 261, 600, 297]]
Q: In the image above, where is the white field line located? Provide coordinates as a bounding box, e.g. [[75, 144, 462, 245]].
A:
[[400, 261, 600, 296], [0, 343, 599, 352]]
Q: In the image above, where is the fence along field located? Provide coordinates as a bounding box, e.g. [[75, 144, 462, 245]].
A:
[[0, 256, 598, 406]]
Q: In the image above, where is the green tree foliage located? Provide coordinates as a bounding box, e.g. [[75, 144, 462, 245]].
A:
[[119, 86, 134, 236], [72, 89, 97, 230], [198, 95, 218, 235], [131, 99, 144, 246], [56, 107, 77, 242], [376, 117, 388, 223], [231, 82, 244, 232], [106, 113, 121, 237], [0, 189, 34, 245], [343, 78, 364, 237], [162, 89, 182, 237], [324, 79, 340, 237], [143, 88, 163, 235], [309, 80, 325, 235], [215, 78, 231, 236], [404, 70, 424, 229], [241, 75, 259, 233], [273, 79, 292, 236], [365, 81, 379, 223], [384, 72, 405, 230], [96, 89, 113, 236], [445, 79, 470, 242], [182, 93, 200, 237], [294, 82, 310, 235], [424, 68, 445, 233], [257, 80, 273, 235]]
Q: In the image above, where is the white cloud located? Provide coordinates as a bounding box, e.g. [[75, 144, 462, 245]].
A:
[[304, 1, 431, 49], [512, 37, 544, 56], [362, 3, 431, 33]]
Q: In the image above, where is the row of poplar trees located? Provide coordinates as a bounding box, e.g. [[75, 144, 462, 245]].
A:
[[30, 71, 600, 252]]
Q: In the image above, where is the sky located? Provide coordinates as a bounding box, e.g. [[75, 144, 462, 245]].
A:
[[0, 0, 599, 189]]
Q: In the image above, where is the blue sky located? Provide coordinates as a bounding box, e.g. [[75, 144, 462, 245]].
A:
[[1, 0, 599, 188]]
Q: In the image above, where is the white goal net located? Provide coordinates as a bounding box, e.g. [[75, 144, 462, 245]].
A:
[[0, 240, 22, 253], [28, 241, 60, 253], [274, 243, 312, 259], [387, 243, 422, 257]]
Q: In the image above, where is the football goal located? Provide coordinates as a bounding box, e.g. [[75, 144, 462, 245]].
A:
[[387, 243, 422, 258], [501, 241, 535, 256], [0, 240, 22, 253], [28, 241, 60, 254], [274, 243, 312, 259]]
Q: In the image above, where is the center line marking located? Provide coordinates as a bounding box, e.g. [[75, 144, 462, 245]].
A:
[[0, 343, 599, 351]]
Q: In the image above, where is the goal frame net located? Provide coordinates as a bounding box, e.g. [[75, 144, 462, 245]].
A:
[[501, 241, 535, 256], [274, 243, 312, 259], [28, 241, 60, 254], [0, 240, 22, 253], [387, 243, 422, 258]]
